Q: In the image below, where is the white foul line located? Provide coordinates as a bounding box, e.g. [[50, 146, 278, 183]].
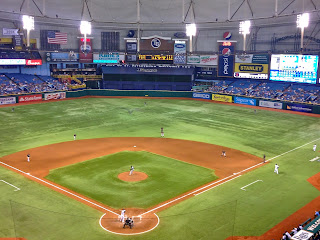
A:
[[267, 137, 320, 162], [0, 180, 20, 191], [310, 157, 319, 162], [141, 137, 320, 216], [0, 161, 119, 216], [194, 174, 242, 196], [240, 180, 263, 191]]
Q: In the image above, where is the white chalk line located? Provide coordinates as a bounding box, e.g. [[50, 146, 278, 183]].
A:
[[310, 157, 319, 162], [194, 174, 242, 196], [141, 137, 320, 216], [240, 180, 263, 191], [0, 161, 118, 216], [0, 180, 20, 191], [99, 213, 160, 235], [267, 137, 320, 162]]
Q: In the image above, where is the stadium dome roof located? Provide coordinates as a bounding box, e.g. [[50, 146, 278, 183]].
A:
[[0, 0, 319, 30]]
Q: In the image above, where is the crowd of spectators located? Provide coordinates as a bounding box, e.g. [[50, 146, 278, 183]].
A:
[[0, 74, 68, 96], [194, 79, 320, 105], [278, 210, 320, 240]]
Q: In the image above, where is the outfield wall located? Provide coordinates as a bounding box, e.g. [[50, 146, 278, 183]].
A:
[[1, 90, 320, 115]]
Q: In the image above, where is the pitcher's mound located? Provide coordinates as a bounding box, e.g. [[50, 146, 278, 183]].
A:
[[118, 172, 148, 182]]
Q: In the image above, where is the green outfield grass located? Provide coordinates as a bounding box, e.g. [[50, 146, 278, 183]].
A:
[[0, 97, 320, 240], [45, 151, 217, 208]]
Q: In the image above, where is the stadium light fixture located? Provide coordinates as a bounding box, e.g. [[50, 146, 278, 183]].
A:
[[297, 13, 309, 51], [239, 20, 251, 52], [22, 15, 34, 47], [186, 23, 196, 53], [80, 21, 91, 50]]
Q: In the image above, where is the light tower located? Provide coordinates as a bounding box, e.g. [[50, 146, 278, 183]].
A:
[[239, 20, 251, 52], [80, 21, 92, 51], [22, 15, 34, 47], [297, 13, 309, 51], [186, 23, 196, 53]]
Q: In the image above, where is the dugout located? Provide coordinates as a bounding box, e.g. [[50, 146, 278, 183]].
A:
[[101, 65, 195, 91]]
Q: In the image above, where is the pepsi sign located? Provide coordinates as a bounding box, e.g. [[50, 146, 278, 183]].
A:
[[223, 32, 232, 40], [218, 45, 234, 77]]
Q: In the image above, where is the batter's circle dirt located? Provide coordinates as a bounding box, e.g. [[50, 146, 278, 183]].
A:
[[100, 208, 159, 235], [118, 171, 148, 182]]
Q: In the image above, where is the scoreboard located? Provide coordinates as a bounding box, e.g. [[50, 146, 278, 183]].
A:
[[138, 54, 173, 64]]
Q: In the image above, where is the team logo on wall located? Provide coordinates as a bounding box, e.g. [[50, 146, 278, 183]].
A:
[[222, 48, 231, 56], [151, 38, 161, 48], [223, 32, 232, 40]]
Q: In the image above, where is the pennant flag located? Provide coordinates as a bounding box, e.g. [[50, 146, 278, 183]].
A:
[[47, 31, 67, 44]]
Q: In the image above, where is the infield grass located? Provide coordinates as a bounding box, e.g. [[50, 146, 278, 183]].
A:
[[45, 151, 217, 209], [0, 97, 320, 240]]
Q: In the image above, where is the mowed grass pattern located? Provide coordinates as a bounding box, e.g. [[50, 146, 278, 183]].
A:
[[0, 98, 319, 240], [45, 151, 217, 208]]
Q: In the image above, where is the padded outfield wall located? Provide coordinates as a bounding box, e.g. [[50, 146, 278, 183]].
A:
[[1, 89, 320, 114]]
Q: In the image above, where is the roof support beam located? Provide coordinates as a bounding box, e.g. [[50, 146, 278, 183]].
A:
[[278, 0, 296, 16], [246, 0, 254, 17], [31, 0, 44, 16], [230, 0, 245, 20], [19, 0, 27, 13], [309, 0, 317, 10]]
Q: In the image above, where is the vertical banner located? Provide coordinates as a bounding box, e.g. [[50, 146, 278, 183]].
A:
[[79, 38, 93, 63], [13, 35, 23, 50], [218, 45, 235, 77], [174, 41, 186, 64]]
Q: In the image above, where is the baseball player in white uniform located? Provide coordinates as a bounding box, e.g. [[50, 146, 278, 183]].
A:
[[120, 209, 126, 222], [313, 144, 317, 152], [27, 154, 30, 162], [274, 164, 279, 174], [129, 166, 134, 176], [74, 134, 77, 140]]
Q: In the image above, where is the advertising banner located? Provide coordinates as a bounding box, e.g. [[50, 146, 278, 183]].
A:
[[234, 96, 256, 106], [2, 28, 19, 36], [234, 54, 269, 79], [259, 100, 283, 109], [0, 97, 16, 105], [0, 59, 26, 65], [187, 55, 200, 64], [93, 53, 124, 63], [292, 230, 313, 240], [46, 52, 79, 62], [13, 35, 23, 50], [138, 54, 173, 64], [26, 59, 42, 66], [217, 45, 235, 77], [44, 92, 66, 101], [212, 94, 232, 103], [286, 103, 313, 113], [192, 92, 211, 99], [79, 38, 93, 63], [200, 55, 218, 66], [174, 41, 186, 64], [18, 94, 42, 103]]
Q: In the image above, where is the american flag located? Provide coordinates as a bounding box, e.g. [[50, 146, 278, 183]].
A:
[[47, 31, 68, 44]]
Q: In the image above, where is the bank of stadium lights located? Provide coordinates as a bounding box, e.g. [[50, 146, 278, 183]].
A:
[[186, 23, 196, 53], [22, 15, 34, 47], [80, 21, 91, 50], [239, 20, 251, 52], [297, 13, 309, 50]]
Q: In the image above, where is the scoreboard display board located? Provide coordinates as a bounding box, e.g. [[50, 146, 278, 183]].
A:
[[270, 54, 319, 84], [138, 54, 173, 64]]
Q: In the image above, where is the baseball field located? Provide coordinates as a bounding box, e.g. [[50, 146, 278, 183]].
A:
[[0, 97, 319, 240]]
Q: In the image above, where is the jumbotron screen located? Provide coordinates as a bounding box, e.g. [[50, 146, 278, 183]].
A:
[[270, 54, 319, 84]]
